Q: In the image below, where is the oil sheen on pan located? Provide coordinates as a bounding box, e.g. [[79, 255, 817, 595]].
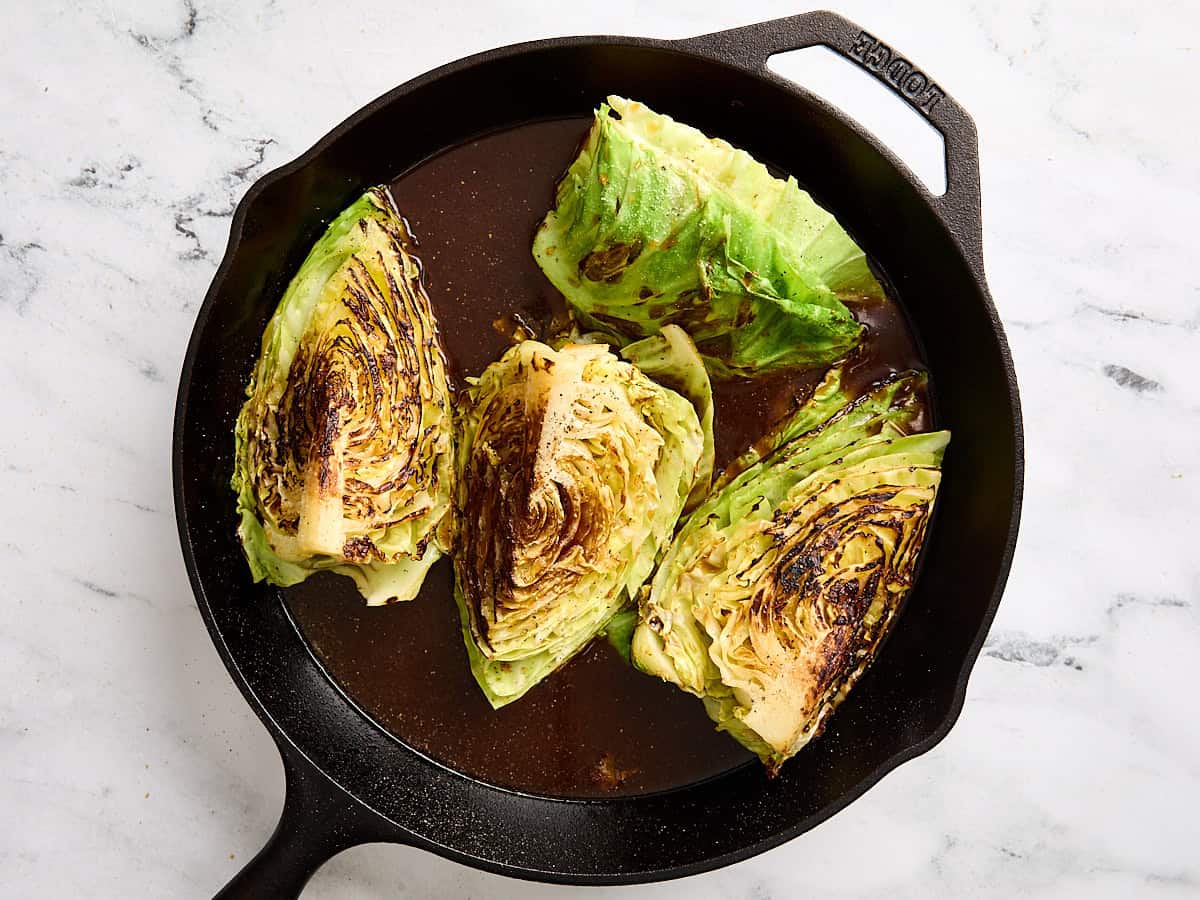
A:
[[284, 117, 929, 798]]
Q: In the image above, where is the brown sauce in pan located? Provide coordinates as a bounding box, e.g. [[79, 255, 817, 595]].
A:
[[284, 117, 928, 798]]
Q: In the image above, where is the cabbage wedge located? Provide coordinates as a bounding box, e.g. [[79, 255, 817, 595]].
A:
[[455, 337, 707, 707], [232, 188, 455, 605], [533, 96, 883, 378], [632, 369, 948, 771]]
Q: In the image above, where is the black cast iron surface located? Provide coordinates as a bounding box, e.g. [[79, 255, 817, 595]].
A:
[[174, 10, 1023, 896]]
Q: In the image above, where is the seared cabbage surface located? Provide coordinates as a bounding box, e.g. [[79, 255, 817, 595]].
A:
[[454, 335, 707, 707], [632, 369, 947, 770], [232, 188, 454, 605]]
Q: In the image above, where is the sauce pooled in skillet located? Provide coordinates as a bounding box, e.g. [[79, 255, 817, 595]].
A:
[[284, 118, 927, 798]]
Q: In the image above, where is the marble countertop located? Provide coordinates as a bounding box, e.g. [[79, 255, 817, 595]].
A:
[[3, 0, 1197, 896]]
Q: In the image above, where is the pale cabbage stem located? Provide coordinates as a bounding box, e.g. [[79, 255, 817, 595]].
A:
[[297, 404, 350, 556], [529, 348, 591, 491]]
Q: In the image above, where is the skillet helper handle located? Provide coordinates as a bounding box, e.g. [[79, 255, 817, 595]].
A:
[[679, 10, 984, 265], [214, 751, 373, 900]]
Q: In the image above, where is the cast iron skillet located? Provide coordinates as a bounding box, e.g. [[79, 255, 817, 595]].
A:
[[174, 10, 1023, 896]]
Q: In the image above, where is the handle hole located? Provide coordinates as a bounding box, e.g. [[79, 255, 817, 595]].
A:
[[767, 46, 947, 196]]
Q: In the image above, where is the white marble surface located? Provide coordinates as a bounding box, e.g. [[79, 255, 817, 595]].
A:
[[2, 0, 1198, 896]]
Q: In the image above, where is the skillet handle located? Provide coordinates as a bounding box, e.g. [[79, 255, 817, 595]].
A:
[[679, 10, 984, 265], [214, 749, 377, 900]]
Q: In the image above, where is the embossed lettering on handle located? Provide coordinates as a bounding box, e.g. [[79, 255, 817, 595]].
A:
[[847, 30, 945, 115]]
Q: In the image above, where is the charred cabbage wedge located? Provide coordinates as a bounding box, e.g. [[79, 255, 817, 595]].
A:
[[455, 333, 708, 708], [632, 369, 948, 771], [532, 96, 884, 378], [233, 188, 455, 605]]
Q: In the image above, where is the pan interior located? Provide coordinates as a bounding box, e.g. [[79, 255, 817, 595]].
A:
[[282, 115, 932, 799]]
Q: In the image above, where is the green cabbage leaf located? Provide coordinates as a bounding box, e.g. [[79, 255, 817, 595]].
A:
[[533, 96, 883, 378]]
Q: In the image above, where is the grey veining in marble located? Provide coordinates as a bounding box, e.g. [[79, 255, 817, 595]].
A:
[[2, 0, 1197, 896]]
